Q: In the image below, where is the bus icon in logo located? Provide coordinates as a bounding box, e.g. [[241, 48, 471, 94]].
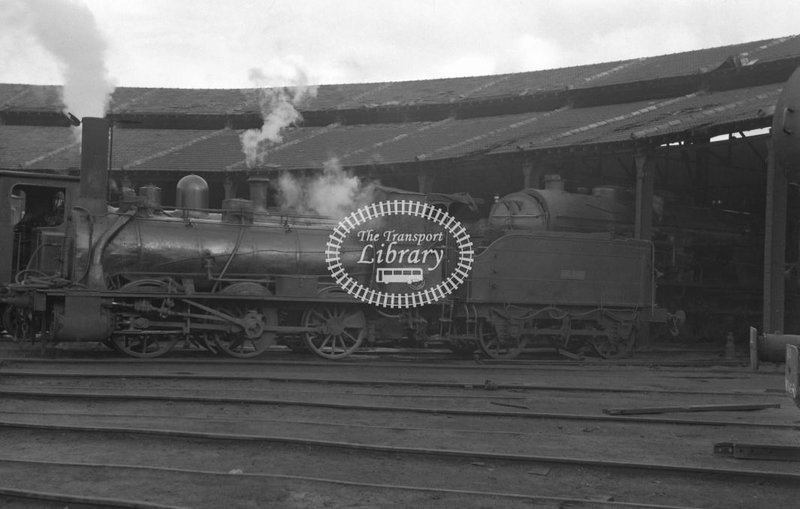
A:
[[376, 267, 424, 286]]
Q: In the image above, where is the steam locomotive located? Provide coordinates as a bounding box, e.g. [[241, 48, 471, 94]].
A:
[[0, 117, 761, 360]]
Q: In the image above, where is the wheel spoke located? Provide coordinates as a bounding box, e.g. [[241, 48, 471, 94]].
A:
[[228, 336, 245, 352], [303, 305, 365, 359], [212, 284, 277, 359], [478, 321, 521, 360], [591, 318, 635, 359], [309, 309, 328, 324], [342, 330, 358, 345], [112, 281, 179, 359], [318, 335, 333, 351], [111, 333, 178, 359]]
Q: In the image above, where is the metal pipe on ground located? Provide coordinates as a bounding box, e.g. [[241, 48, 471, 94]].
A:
[[749, 327, 800, 364]]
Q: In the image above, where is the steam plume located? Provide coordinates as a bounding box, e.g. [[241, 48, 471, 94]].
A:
[[241, 66, 318, 167], [16, 0, 115, 127], [277, 158, 378, 219]]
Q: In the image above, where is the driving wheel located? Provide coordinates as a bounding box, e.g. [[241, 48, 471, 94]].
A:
[[302, 304, 366, 359]]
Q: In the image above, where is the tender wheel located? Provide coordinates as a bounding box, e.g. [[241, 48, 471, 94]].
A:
[[302, 305, 366, 359], [591, 336, 634, 359], [446, 319, 479, 356], [110, 280, 180, 358], [111, 333, 180, 358], [214, 282, 278, 358], [590, 319, 635, 359], [478, 320, 523, 360]]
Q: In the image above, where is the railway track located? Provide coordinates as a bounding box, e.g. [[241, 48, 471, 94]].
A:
[[0, 334, 739, 362], [0, 384, 791, 428], [0, 422, 794, 509], [0, 457, 720, 509], [0, 411, 797, 476], [0, 355, 783, 402], [0, 355, 793, 508]]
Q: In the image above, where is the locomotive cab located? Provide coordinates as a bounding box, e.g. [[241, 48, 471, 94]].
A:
[[0, 171, 79, 285], [0, 171, 79, 334]]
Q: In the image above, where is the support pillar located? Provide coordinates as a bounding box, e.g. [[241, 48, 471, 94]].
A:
[[521, 158, 544, 189], [417, 173, 434, 194], [634, 151, 653, 347], [224, 175, 235, 200], [634, 151, 653, 241], [522, 159, 533, 188], [763, 141, 787, 334], [693, 140, 710, 205]]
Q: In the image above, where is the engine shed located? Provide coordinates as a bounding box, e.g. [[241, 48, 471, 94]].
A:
[[2, 35, 800, 345]]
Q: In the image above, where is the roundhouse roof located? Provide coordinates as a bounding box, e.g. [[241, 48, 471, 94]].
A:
[[1, 35, 799, 173]]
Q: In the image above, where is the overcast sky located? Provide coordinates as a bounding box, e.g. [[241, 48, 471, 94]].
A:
[[1, 0, 798, 91], [1, 0, 796, 170]]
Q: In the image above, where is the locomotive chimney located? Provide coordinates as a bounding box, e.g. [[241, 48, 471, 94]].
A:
[[79, 117, 111, 215]]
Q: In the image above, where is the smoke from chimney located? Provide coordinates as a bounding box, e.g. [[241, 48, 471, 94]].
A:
[[277, 157, 378, 219], [240, 66, 318, 168], [14, 0, 115, 132]]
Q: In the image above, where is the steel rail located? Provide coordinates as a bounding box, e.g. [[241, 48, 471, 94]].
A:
[[0, 388, 790, 429], [0, 369, 780, 397], [1, 407, 794, 440], [0, 354, 752, 371], [0, 457, 701, 509], [0, 486, 188, 509], [0, 409, 559, 437], [0, 421, 796, 483]]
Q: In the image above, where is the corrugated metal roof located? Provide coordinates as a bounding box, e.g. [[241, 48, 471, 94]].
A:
[[2, 35, 796, 173], [493, 84, 779, 153], [0, 125, 77, 169], [0, 84, 63, 111], [569, 36, 800, 89], [0, 83, 780, 172], [2, 35, 798, 116]]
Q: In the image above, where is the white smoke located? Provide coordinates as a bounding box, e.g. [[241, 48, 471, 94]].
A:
[[277, 157, 378, 219], [241, 66, 318, 168], [13, 0, 115, 129]]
